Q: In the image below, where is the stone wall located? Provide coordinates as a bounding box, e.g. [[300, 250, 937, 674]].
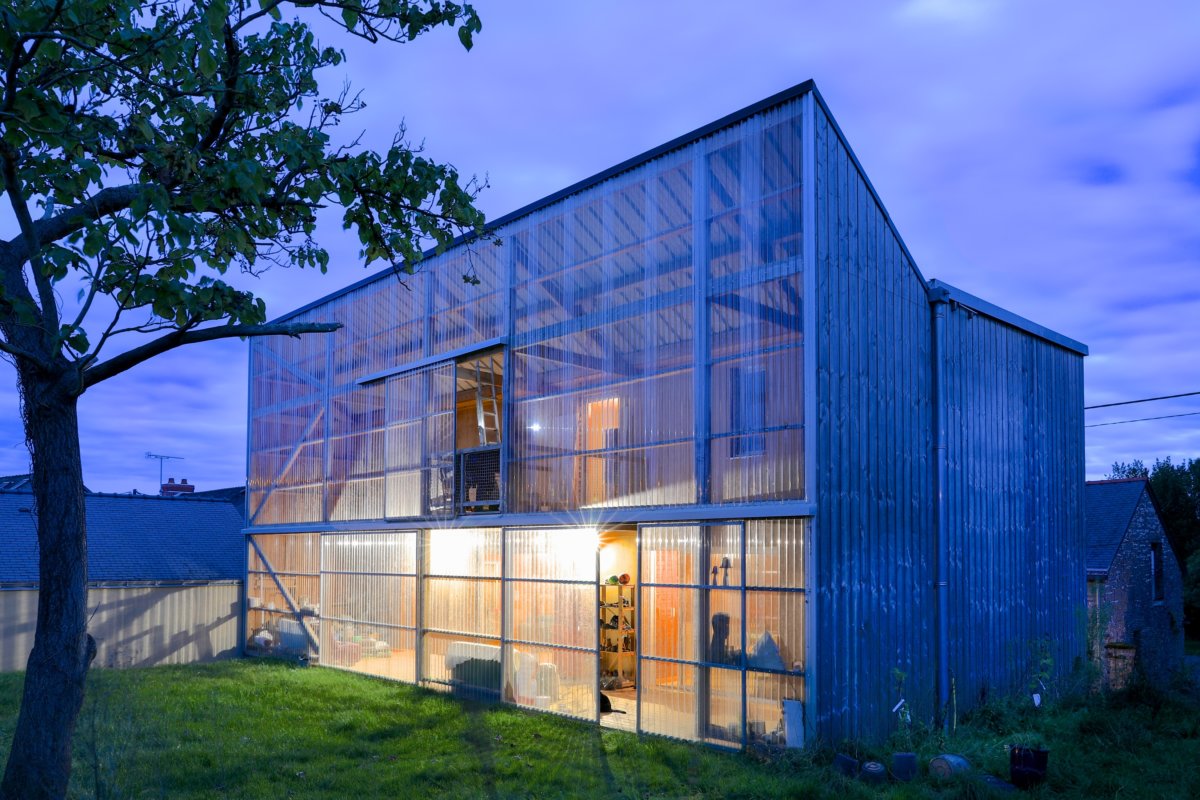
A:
[[1095, 491, 1185, 688]]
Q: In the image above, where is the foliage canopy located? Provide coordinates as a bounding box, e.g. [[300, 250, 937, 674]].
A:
[[0, 0, 486, 387]]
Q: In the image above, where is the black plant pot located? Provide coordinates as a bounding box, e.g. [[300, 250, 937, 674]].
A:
[[1010, 746, 1049, 789]]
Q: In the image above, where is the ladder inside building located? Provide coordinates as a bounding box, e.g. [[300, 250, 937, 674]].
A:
[[474, 354, 501, 446]]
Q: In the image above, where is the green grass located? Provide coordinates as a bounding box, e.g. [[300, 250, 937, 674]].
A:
[[1, 660, 1198, 799]]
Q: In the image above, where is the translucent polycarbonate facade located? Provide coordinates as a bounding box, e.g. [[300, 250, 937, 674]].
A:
[[245, 519, 806, 743], [320, 531, 417, 682], [638, 520, 806, 746], [243, 80, 1090, 746], [502, 527, 599, 718], [246, 533, 320, 656], [247, 98, 806, 525]]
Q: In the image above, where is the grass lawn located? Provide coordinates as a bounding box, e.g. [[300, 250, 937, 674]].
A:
[[0, 660, 1198, 799]]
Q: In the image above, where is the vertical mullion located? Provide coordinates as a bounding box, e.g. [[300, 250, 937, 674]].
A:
[[697, 523, 711, 741], [500, 527, 509, 705], [739, 521, 748, 748], [595, 534, 603, 724], [318, 533, 326, 664], [416, 528, 426, 685], [634, 524, 642, 734], [694, 151, 710, 505]]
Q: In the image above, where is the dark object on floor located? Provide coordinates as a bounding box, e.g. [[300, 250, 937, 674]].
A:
[[860, 761, 886, 784], [892, 752, 918, 781], [451, 658, 501, 695], [833, 753, 859, 777], [599, 693, 627, 714], [929, 753, 971, 779], [1010, 746, 1049, 789]]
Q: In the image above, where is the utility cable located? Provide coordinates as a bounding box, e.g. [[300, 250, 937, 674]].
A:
[[1085, 410, 1200, 428], [1085, 390, 1200, 410]]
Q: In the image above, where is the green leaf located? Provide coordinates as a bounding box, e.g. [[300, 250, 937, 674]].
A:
[[198, 48, 217, 79], [341, 8, 359, 30]]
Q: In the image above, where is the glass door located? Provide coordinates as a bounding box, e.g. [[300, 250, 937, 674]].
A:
[[637, 522, 746, 746]]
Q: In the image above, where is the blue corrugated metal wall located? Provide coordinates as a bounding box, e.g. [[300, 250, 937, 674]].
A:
[[941, 303, 1086, 708], [812, 101, 935, 742], [811, 96, 1085, 742]]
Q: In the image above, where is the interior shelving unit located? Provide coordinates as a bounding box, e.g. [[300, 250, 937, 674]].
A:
[[599, 582, 636, 690]]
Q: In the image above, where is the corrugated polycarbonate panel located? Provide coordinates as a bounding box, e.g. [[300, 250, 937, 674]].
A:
[[431, 247, 506, 353], [386, 362, 456, 518], [638, 521, 804, 745], [638, 659, 699, 740], [249, 326, 329, 525], [421, 528, 502, 694], [246, 533, 320, 657], [321, 532, 417, 682], [704, 666, 744, 746], [502, 527, 598, 718], [423, 631, 501, 697], [746, 518, 805, 588], [328, 384, 386, 521], [503, 644, 596, 718], [747, 672, 804, 747], [506, 581, 594, 650], [247, 96, 808, 524], [642, 586, 700, 663]]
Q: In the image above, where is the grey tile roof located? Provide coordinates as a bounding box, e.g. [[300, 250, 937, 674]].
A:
[[1085, 479, 1147, 576], [0, 492, 244, 584]]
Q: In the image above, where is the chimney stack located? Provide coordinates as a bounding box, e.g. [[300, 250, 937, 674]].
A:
[[160, 477, 195, 496]]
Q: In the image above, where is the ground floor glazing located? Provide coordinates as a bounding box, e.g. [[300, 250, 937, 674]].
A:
[[245, 519, 806, 748]]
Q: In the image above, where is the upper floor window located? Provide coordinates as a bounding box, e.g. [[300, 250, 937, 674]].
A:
[[731, 365, 767, 458], [455, 350, 503, 514]]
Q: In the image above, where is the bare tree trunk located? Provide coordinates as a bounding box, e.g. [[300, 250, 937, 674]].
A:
[[1, 363, 94, 800]]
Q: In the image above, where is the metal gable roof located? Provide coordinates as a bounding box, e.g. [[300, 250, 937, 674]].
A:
[[0, 492, 244, 584], [1085, 479, 1147, 576]]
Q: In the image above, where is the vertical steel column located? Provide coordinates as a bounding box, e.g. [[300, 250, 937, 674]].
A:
[[697, 524, 711, 741], [800, 89, 819, 745], [240, 534, 251, 656], [500, 235, 516, 514], [322, 327, 333, 522], [693, 150, 711, 504], [634, 526, 642, 734], [739, 521, 748, 748], [596, 537, 603, 724], [930, 287, 951, 731], [415, 528, 426, 686], [500, 527, 509, 705]]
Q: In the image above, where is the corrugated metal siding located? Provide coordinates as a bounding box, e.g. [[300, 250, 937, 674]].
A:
[[812, 102, 934, 742], [941, 304, 1085, 705], [0, 584, 241, 672]]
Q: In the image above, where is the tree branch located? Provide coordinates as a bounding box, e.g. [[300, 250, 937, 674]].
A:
[[81, 320, 340, 388], [9, 183, 149, 255]]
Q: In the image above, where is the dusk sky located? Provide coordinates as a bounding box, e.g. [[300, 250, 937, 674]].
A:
[[2, 0, 1198, 494]]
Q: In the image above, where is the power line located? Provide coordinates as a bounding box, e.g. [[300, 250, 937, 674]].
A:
[[1085, 390, 1200, 410], [1085, 410, 1200, 429]]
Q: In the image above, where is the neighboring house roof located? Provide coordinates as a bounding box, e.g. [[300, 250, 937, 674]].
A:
[[1085, 478, 1149, 576], [0, 492, 244, 585], [184, 485, 247, 517], [0, 474, 92, 494]]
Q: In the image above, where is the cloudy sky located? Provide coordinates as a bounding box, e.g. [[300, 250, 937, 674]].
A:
[[2, 0, 1198, 493]]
